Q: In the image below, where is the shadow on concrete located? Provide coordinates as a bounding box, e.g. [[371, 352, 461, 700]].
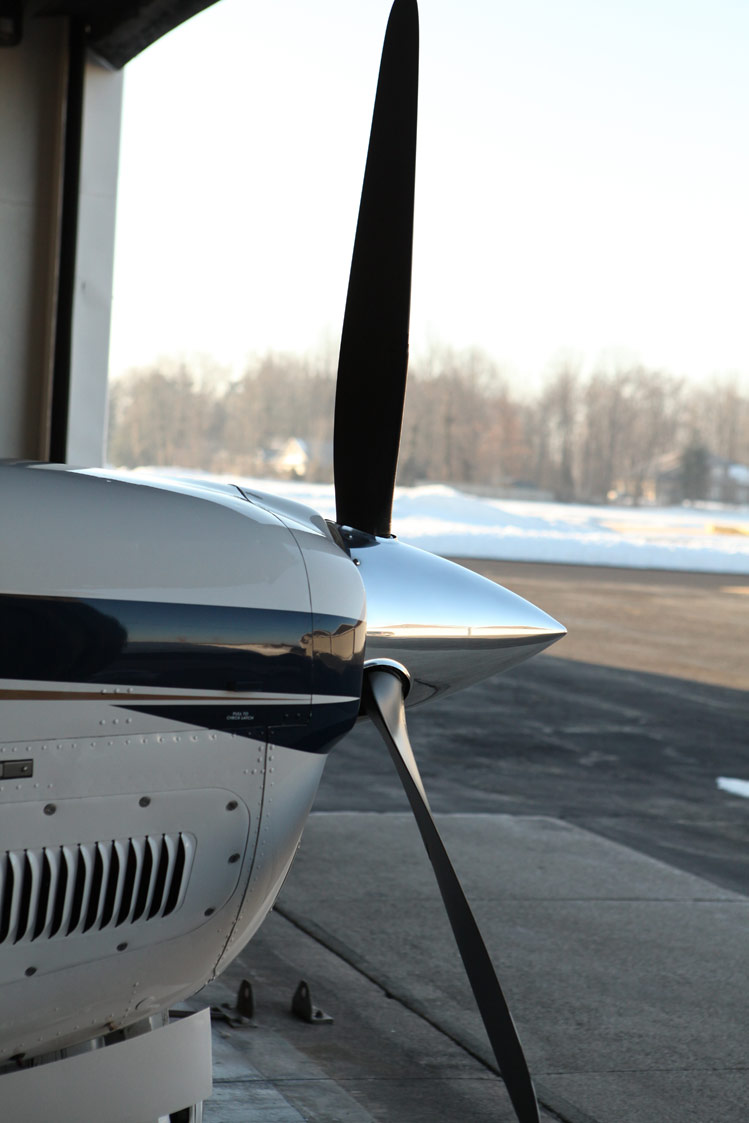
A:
[[317, 655, 749, 896]]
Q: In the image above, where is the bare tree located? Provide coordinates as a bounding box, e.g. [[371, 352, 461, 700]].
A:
[[107, 363, 219, 469], [106, 349, 749, 506]]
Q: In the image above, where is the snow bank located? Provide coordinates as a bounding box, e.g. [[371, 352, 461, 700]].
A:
[[130, 469, 749, 574]]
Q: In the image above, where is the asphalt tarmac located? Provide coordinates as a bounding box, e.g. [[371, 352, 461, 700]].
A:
[[318, 561, 749, 896], [199, 561, 749, 1123]]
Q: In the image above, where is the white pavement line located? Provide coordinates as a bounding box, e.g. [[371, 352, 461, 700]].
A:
[[717, 776, 749, 798]]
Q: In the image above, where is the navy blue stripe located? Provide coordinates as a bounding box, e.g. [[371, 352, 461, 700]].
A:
[[0, 593, 364, 704]]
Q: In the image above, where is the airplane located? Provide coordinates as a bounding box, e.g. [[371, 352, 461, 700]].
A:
[[0, 2, 565, 1120]]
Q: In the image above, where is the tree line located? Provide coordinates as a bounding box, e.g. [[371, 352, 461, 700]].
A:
[[107, 349, 749, 504]]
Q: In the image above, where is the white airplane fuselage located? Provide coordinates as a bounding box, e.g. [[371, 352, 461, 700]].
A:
[[0, 462, 366, 1061], [0, 460, 564, 1074]]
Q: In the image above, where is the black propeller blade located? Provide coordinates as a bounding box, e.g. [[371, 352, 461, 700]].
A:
[[333, 0, 419, 537], [335, 7, 542, 1118], [364, 667, 541, 1123]]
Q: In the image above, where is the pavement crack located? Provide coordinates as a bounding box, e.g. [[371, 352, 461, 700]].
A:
[[273, 903, 598, 1123]]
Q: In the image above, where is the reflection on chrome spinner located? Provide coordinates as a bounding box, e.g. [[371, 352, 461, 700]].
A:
[[351, 536, 566, 705]]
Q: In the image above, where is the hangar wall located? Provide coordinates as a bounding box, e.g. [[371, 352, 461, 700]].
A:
[[0, 16, 122, 465], [67, 60, 123, 466], [0, 17, 67, 461]]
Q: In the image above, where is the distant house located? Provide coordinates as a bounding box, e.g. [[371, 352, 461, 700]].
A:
[[713, 458, 749, 504], [263, 438, 309, 478], [303, 439, 334, 480], [618, 451, 749, 505]]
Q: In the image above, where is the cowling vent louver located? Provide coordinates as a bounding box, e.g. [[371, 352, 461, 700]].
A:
[[0, 833, 196, 945]]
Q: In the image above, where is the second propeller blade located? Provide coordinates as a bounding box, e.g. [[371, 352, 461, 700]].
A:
[[364, 666, 541, 1123]]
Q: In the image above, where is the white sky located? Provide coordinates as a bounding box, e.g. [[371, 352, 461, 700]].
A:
[[109, 0, 749, 389]]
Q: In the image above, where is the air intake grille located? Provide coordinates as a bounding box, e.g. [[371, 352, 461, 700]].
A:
[[0, 833, 196, 946]]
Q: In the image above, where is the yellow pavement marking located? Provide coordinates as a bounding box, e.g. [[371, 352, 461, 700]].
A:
[[603, 522, 702, 536], [602, 521, 749, 537], [708, 523, 749, 536]]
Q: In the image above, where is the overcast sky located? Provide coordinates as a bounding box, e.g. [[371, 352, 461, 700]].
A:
[[108, 0, 749, 389]]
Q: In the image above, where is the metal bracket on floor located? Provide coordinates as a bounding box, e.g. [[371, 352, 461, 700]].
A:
[[291, 980, 333, 1025], [210, 979, 256, 1029]]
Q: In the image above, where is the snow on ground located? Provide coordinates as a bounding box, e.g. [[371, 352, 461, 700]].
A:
[[132, 469, 749, 574]]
